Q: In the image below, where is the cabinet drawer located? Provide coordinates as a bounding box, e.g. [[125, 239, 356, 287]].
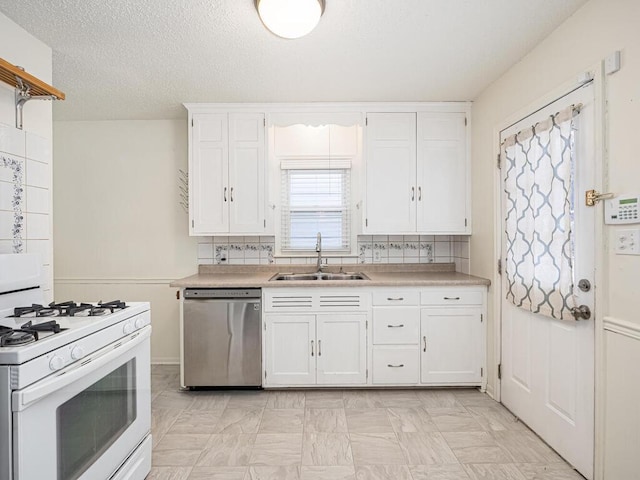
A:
[[421, 289, 482, 306], [372, 347, 420, 384], [372, 291, 419, 306], [373, 308, 419, 344]]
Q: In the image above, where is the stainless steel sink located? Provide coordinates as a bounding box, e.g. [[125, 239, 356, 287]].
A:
[[270, 272, 369, 281]]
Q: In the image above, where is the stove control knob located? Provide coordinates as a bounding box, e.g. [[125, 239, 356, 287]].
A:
[[49, 355, 65, 371], [71, 346, 85, 360], [134, 317, 145, 329], [123, 322, 134, 335]]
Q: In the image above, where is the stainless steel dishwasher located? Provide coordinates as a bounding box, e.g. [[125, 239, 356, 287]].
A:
[[183, 288, 262, 387]]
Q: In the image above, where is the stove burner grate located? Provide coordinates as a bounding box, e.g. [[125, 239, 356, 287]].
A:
[[0, 327, 37, 347]]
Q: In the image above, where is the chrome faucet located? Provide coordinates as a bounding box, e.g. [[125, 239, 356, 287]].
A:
[[315, 232, 325, 272]]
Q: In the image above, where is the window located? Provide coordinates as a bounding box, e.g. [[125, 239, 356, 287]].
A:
[[281, 167, 351, 252]]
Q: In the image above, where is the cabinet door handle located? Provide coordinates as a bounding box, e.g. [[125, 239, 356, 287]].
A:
[[311, 340, 314, 356], [230, 187, 234, 202], [387, 297, 404, 301], [418, 186, 422, 201], [423, 336, 427, 352], [318, 339, 322, 356], [224, 187, 227, 202], [444, 296, 461, 300], [387, 364, 405, 368], [411, 187, 415, 201], [387, 324, 404, 328]]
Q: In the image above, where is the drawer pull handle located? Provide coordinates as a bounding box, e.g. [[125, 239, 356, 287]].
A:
[[423, 336, 427, 352], [311, 340, 314, 356], [387, 324, 404, 328], [223, 187, 227, 202], [388, 364, 405, 368], [444, 296, 461, 300], [318, 339, 322, 356], [387, 297, 404, 301]]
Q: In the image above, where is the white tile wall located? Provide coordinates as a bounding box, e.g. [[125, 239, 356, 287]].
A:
[[0, 123, 53, 298], [195, 234, 471, 273]]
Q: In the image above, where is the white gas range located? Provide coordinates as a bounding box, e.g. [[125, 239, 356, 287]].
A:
[[0, 254, 152, 480]]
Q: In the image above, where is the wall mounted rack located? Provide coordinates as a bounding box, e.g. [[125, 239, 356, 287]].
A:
[[0, 57, 65, 130]]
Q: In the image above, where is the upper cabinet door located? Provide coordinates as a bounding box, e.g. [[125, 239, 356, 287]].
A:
[[365, 113, 417, 233], [191, 114, 229, 234], [228, 113, 266, 233], [416, 112, 468, 233]]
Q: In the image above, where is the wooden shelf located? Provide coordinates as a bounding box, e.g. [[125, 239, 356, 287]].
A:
[[0, 56, 65, 100]]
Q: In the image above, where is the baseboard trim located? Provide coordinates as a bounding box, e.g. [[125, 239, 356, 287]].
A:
[[152, 358, 180, 365], [604, 316, 640, 342]]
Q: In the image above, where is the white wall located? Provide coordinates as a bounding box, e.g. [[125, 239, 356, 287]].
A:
[[470, 0, 640, 476], [53, 119, 197, 363], [0, 11, 54, 300]]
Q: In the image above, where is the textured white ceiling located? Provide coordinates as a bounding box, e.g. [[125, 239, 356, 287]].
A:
[[0, 0, 587, 121]]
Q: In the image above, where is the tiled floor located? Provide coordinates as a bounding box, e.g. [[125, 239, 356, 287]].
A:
[[148, 365, 583, 480]]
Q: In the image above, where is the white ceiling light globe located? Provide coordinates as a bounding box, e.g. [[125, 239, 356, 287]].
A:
[[257, 0, 324, 39]]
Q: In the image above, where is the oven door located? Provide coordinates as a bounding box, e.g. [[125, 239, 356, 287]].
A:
[[12, 326, 151, 480]]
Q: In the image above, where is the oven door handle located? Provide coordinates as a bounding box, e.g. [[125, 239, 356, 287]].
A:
[[13, 326, 151, 411]]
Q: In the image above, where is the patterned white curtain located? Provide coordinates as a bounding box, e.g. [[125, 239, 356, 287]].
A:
[[503, 105, 579, 321]]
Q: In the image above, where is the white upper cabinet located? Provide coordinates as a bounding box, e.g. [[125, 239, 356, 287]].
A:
[[417, 112, 468, 233], [364, 110, 470, 234], [365, 113, 417, 233], [228, 114, 266, 233], [189, 112, 266, 235], [191, 114, 228, 234]]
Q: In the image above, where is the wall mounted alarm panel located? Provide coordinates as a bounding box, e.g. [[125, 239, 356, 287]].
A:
[[604, 194, 640, 224]]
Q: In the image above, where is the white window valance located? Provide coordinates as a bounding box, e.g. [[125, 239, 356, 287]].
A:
[[268, 112, 363, 128], [280, 157, 351, 170]]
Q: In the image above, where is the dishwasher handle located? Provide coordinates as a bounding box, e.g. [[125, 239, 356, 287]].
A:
[[184, 288, 261, 299]]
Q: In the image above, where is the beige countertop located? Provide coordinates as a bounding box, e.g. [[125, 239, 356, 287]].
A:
[[170, 263, 491, 288]]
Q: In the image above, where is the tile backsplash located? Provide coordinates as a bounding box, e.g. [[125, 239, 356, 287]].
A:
[[0, 123, 53, 298], [197, 235, 471, 273]]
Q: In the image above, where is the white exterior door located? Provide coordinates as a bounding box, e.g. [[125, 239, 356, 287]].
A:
[[228, 113, 266, 233], [191, 114, 228, 234], [316, 314, 367, 385], [500, 84, 595, 479], [420, 307, 482, 384], [416, 112, 468, 233], [365, 113, 416, 233], [264, 314, 316, 385]]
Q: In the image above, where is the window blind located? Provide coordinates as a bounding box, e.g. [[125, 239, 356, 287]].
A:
[[281, 169, 351, 252]]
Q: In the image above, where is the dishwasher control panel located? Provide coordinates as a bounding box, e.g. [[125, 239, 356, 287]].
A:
[[184, 288, 261, 299]]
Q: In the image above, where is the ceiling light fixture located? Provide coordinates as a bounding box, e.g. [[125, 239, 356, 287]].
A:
[[256, 0, 325, 39]]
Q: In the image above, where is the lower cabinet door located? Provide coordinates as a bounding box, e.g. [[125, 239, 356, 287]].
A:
[[316, 314, 367, 385], [264, 314, 316, 385], [420, 308, 483, 384], [372, 346, 420, 384]]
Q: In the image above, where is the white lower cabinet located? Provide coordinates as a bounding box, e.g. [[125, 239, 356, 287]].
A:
[[262, 288, 369, 387], [262, 286, 486, 389], [316, 314, 367, 385], [420, 307, 483, 384], [372, 346, 420, 384], [264, 314, 316, 385], [264, 313, 367, 387], [371, 287, 486, 388]]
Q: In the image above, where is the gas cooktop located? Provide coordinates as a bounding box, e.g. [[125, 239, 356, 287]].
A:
[[0, 301, 149, 365]]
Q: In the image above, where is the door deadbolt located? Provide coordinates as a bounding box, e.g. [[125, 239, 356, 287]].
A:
[[577, 279, 591, 292]]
